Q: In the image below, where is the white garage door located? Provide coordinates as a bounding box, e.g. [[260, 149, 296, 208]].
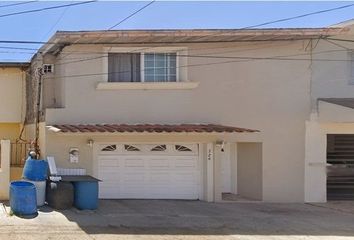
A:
[[97, 143, 200, 199]]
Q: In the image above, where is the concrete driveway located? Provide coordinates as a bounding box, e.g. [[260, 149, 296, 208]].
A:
[[1, 200, 354, 239]]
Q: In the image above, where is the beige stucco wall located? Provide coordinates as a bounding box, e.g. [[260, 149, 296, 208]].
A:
[[10, 167, 23, 181], [0, 123, 20, 141], [40, 40, 316, 202], [45, 132, 244, 174], [0, 68, 25, 123]]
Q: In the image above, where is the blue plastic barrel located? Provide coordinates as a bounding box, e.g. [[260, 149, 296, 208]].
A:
[[10, 181, 37, 216], [73, 181, 98, 210], [22, 158, 48, 181]]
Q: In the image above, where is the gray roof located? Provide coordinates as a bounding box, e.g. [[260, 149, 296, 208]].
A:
[[0, 62, 30, 68], [40, 28, 348, 54]]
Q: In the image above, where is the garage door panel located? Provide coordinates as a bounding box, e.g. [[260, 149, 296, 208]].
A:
[[124, 158, 145, 168], [122, 172, 145, 183], [174, 157, 198, 168], [98, 157, 119, 167], [99, 173, 120, 181], [148, 157, 170, 168], [98, 143, 200, 199], [98, 166, 120, 174], [173, 172, 198, 183], [99, 159, 119, 167]]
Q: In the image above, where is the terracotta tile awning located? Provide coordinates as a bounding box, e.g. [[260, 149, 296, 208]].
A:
[[48, 124, 259, 134]]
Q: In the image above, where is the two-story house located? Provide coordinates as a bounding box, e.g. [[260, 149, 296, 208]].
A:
[[23, 21, 354, 202]]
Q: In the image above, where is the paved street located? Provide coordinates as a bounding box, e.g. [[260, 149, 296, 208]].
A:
[[0, 200, 354, 239]]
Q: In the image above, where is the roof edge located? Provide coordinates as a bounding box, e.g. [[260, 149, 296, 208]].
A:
[[0, 62, 30, 68]]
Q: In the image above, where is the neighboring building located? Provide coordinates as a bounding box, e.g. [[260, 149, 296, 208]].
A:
[[0, 63, 28, 199], [21, 21, 354, 202]]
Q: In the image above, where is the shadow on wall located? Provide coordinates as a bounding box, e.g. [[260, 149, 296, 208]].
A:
[[56, 199, 354, 237]]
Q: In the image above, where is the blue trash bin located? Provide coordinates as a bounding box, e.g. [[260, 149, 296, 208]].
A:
[[22, 158, 48, 181], [73, 181, 98, 210], [10, 181, 37, 216]]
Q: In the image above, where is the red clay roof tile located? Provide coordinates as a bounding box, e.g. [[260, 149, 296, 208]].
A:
[[49, 124, 259, 134]]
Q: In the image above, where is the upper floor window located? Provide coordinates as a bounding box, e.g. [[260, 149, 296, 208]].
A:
[[108, 52, 177, 83], [108, 53, 141, 82], [144, 53, 176, 82]]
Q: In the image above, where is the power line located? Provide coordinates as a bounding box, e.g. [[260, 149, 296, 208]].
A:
[[0, 50, 34, 54], [0, 46, 37, 51], [0, 2, 346, 47], [40, 3, 71, 41], [11, 47, 353, 62], [327, 38, 354, 43], [107, 0, 155, 31], [51, 36, 353, 67], [324, 38, 352, 50], [45, 52, 354, 81], [192, 3, 354, 42], [0, 1, 350, 64], [60, 0, 155, 59], [0, 1, 37, 9], [53, 48, 354, 67], [0, 0, 96, 19], [243, 3, 354, 29]]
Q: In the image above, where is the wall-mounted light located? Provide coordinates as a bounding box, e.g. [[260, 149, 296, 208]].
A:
[[215, 140, 225, 152], [87, 139, 94, 148]]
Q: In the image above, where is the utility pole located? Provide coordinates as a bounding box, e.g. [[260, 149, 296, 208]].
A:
[[34, 66, 43, 158]]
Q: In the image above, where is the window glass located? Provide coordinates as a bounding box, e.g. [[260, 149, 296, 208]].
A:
[[144, 53, 177, 82], [108, 53, 141, 82]]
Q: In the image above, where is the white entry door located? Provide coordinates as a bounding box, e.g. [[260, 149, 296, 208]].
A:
[[97, 143, 200, 199]]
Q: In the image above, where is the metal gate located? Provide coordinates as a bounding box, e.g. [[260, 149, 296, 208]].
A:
[[327, 134, 354, 200]]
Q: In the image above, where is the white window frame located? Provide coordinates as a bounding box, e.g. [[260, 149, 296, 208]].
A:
[[103, 47, 187, 83], [140, 52, 179, 82]]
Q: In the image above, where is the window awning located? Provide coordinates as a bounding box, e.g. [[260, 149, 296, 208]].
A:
[[47, 124, 259, 134]]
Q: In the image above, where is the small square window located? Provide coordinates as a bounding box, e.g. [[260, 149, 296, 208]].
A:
[[42, 64, 54, 74]]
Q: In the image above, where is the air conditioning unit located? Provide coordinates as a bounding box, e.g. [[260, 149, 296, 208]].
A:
[[42, 64, 54, 74]]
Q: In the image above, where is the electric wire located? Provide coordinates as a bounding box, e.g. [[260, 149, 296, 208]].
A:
[[0, 0, 95, 19], [190, 3, 354, 42], [0, 1, 37, 9]]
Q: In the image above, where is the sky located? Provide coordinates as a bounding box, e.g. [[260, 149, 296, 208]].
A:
[[0, 0, 353, 61]]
